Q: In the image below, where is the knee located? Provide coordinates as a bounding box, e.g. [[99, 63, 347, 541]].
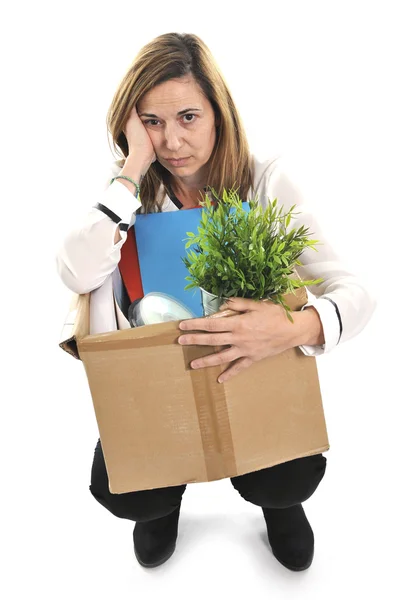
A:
[[90, 483, 185, 522], [89, 438, 109, 502], [89, 438, 186, 521], [231, 454, 327, 509]]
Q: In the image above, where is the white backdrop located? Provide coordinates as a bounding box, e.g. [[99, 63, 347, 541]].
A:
[[1, 1, 398, 598]]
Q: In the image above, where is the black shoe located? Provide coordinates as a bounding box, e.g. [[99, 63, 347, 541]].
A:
[[262, 504, 314, 571], [133, 504, 181, 568]]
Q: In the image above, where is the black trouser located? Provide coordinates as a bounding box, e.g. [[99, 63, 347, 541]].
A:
[[89, 438, 327, 522]]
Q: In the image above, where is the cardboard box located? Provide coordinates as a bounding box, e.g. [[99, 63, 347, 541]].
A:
[[60, 287, 329, 494]]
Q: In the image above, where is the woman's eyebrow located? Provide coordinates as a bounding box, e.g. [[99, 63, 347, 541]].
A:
[[139, 108, 203, 118]]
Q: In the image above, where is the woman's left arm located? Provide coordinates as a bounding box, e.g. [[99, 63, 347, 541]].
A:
[[262, 155, 377, 355]]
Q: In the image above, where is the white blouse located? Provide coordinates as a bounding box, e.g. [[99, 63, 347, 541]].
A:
[[56, 154, 377, 356]]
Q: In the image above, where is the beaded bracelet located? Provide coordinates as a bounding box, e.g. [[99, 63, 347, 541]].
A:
[[110, 175, 141, 198]]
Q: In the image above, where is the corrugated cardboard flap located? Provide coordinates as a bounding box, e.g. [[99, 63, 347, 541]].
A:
[[58, 276, 309, 359], [59, 293, 90, 360]]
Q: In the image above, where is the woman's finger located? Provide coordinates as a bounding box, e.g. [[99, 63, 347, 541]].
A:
[[218, 356, 254, 383], [179, 315, 240, 332], [178, 332, 235, 346], [190, 346, 240, 369]]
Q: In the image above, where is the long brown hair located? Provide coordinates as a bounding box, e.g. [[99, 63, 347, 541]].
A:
[[106, 33, 254, 213]]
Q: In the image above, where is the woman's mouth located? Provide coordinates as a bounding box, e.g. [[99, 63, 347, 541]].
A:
[[165, 157, 191, 166]]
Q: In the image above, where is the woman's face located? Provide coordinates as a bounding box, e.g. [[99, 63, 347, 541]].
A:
[[137, 75, 218, 180]]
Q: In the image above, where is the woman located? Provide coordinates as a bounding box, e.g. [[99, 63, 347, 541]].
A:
[[56, 32, 376, 571]]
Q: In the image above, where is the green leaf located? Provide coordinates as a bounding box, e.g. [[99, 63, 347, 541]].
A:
[[180, 187, 322, 301]]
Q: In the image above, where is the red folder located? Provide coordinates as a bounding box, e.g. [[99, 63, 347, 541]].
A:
[[118, 226, 144, 303]]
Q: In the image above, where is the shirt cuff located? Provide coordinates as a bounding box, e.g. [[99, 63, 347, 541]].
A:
[[297, 296, 342, 357], [94, 180, 141, 228]]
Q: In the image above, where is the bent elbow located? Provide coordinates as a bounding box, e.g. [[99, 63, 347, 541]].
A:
[[55, 254, 107, 294]]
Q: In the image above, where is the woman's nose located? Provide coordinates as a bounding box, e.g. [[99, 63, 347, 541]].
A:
[[164, 124, 183, 151]]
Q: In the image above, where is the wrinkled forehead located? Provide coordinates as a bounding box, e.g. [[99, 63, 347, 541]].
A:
[[137, 77, 207, 115]]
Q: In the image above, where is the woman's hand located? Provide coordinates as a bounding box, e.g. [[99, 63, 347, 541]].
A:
[[178, 297, 306, 384], [123, 105, 157, 173]]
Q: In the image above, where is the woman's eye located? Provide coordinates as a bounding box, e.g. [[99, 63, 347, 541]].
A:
[[182, 114, 196, 123], [143, 115, 196, 126]]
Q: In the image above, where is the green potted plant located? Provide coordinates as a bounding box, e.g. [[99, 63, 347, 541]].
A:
[[182, 188, 324, 323]]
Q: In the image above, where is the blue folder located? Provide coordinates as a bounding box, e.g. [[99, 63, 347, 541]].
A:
[[135, 209, 204, 316]]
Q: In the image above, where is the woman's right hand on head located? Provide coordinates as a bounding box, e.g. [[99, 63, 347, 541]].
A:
[[123, 105, 157, 174]]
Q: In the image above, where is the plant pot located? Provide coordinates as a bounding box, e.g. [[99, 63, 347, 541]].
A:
[[200, 288, 229, 316], [200, 288, 278, 317]]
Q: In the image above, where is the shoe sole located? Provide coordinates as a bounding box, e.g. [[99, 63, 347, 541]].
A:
[[273, 547, 314, 571], [134, 542, 176, 568]]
